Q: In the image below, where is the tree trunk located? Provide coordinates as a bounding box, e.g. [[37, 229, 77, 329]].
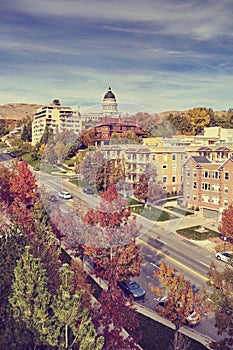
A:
[[65, 324, 68, 349], [173, 328, 179, 350]]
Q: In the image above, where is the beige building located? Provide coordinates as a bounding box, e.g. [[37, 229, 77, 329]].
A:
[[100, 142, 186, 195], [32, 99, 82, 145]]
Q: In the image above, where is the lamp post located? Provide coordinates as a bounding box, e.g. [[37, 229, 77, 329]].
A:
[[224, 236, 227, 250]]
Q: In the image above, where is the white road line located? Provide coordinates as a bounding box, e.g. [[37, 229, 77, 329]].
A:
[[150, 262, 160, 269], [199, 261, 210, 268]]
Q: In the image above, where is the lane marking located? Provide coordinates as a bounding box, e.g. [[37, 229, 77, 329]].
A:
[[137, 238, 208, 282], [199, 261, 210, 268], [150, 262, 160, 269]]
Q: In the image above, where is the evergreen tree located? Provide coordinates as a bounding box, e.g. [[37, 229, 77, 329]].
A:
[[20, 124, 29, 141], [9, 246, 54, 347], [51, 263, 102, 349], [0, 228, 32, 350]]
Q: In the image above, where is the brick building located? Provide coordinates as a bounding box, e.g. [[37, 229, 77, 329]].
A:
[[182, 156, 233, 217]]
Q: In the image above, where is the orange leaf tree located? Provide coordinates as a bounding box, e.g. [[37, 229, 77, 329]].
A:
[[218, 204, 233, 240], [206, 263, 233, 350], [151, 261, 206, 350]]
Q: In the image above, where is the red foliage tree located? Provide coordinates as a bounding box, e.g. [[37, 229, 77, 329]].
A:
[[96, 286, 141, 350], [80, 184, 142, 349], [219, 205, 233, 239]]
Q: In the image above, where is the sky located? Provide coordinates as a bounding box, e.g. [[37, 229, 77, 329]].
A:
[[1, 0, 233, 113]]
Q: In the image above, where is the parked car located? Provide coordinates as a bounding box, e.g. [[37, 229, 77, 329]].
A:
[[49, 194, 58, 202], [9, 152, 16, 158], [58, 191, 72, 199], [33, 166, 40, 171], [157, 296, 200, 326], [216, 251, 233, 264], [117, 279, 145, 299], [83, 188, 94, 195]]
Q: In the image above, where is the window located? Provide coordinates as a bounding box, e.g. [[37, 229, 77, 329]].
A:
[[202, 171, 210, 178], [162, 165, 167, 169], [212, 171, 219, 179], [163, 176, 167, 183], [225, 172, 229, 180], [193, 182, 197, 189], [187, 169, 190, 176], [193, 194, 197, 201], [193, 170, 196, 177], [172, 154, 176, 161], [202, 195, 210, 203], [224, 199, 229, 206], [172, 176, 176, 182], [224, 186, 228, 193], [164, 154, 168, 161], [212, 184, 220, 192], [202, 183, 210, 190], [212, 196, 220, 205]]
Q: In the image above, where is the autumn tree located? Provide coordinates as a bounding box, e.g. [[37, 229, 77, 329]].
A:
[[167, 113, 193, 135], [80, 129, 96, 147], [206, 263, 233, 350], [151, 261, 206, 350], [80, 149, 105, 187], [218, 205, 233, 240], [80, 184, 142, 349], [96, 286, 141, 350], [134, 164, 164, 204], [185, 107, 213, 135]]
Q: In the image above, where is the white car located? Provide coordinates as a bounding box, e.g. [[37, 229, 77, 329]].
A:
[[157, 296, 200, 326], [58, 191, 72, 199], [216, 252, 233, 264]]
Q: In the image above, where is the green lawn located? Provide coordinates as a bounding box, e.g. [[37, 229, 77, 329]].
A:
[[132, 205, 178, 221], [176, 226, 220, 240], [164, 206, 194, 216]]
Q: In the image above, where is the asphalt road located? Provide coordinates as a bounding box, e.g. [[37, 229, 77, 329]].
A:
[[0, 158, 225, 343]]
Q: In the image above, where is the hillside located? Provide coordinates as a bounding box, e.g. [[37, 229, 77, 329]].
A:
[[0, 103, 42, 120]]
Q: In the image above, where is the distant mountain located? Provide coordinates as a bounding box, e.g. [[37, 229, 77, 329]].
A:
[[0, 103, 42, 120]]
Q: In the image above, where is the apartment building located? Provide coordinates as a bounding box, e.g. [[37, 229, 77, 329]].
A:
[[182, 156, 233, 217], [100, 143, 186, 194], [32, 99, 82, 145]]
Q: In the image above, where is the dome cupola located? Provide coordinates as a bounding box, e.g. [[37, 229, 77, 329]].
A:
[[102, 87, 118, 116]]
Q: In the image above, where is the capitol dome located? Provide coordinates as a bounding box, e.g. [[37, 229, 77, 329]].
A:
[[102, 87, 118, 116], [103, 87, 116, 100]]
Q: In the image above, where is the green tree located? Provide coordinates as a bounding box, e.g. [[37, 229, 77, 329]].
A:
[[167, 113, 193, 134], [51, 263, 103, 350], [0, 228, 32, 350], [20, 124, 30, 141], [9, 246, 54, 347]]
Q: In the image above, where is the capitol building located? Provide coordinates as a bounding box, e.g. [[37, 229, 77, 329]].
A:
[[31, 87, 122, 145]]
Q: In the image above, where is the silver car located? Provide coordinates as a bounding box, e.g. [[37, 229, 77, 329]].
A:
[[58, 191, 72, 199], [216, 251, 233, 264]]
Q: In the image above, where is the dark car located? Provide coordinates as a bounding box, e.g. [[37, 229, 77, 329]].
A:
[[83, 188, 94, 195], [9, 152, 16, 158], [117, 279, 145, 299], [33, 167, 40, 171], [49, 194, 58, 202]]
